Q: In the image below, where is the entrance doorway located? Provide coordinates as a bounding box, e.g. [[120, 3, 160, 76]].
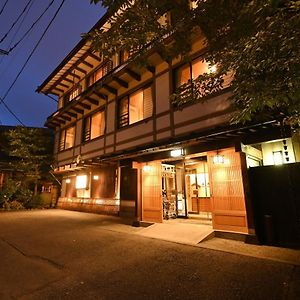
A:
[[161, 155, 212, 225]]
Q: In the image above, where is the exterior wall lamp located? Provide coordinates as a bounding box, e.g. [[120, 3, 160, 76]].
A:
[[66, 178, 71, 184], [170, 148, 184, 158], [93, 175, 99, 180], [213, 153, 225, 164], [143, 165, 151, 172]]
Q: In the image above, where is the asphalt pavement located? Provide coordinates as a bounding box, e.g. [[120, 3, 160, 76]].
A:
[[0, 209, 299, 300]]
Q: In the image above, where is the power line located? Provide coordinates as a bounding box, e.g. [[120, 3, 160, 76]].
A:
[[0, 95, 25, 126], [0, 0, 66, 126], [0, 0, 35, 66], [0, 0, 9, 17], [9, 0, 56, 53], [0, 0, 34, 44], [45, 94, 58, 103]]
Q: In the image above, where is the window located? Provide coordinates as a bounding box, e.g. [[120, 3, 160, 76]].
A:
[[175, 57, 210, 89], [118, 86, 153, 128], [59, 126, 75, 151], [65, 85, 82, 103], [118, 50, 129, 65], [83, 110, 105, 142], [87, 60, 113, 87]]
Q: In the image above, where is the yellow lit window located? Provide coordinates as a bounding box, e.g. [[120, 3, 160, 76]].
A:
[[76, 175, 87, 189]]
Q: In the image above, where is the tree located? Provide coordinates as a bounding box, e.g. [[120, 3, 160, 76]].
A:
[[5, 127, 53, 196], [87, 0, 300, 125]]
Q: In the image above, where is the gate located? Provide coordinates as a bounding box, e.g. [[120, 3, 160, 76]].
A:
[[248, 163, 300, 247]]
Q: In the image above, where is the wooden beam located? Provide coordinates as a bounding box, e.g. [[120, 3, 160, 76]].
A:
[[103, 84, 117, 95], [57, 82, 70, 89], [55, 118, 66, 124], [146, 65, 155, 74], [77, 102, 91, 110], [125, 68, 141, 81], [53, 87, 64, 93], [60, 115, 71, 122], [93, 91, 108, 100], [87, 52, 102, 62], [67, 71, 80, 80], [113, 77, 128, 88], [65, 111, 77, 118], [85, 97, 99, 106], [63, 77, 74, 84], [71, 107, 84, 114], [81, 60, 93, 68], [74, 66, 87, 75]]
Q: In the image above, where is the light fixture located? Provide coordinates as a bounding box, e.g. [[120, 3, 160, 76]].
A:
[[170, 149, 183, 157], [213, 153, 225, 164], [273, 151, 283, 165], [143, 165, 151, 172], [66, 178, 71, 184], [76, 175, 87, 189], [93, 175, 99, 180]]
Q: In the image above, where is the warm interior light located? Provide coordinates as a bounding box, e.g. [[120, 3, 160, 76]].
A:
[[76, 175, 87, 189], [209, 65, 217, 73], [143, 165, 151, 172], [213, 154, 225, 164], [273, 151, 283, 165], [66, 178, 71, 184], [170, 149, 183, 157], [93, 175, 99, 180]]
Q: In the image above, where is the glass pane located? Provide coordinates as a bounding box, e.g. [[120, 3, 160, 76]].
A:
[[65, 126, 75, 149], [175, 64, 190, 88], [94, 68, 103, 82], [192, 58, 209, 79], [129, 89, 144, 124], [91, 111, 105, 139]]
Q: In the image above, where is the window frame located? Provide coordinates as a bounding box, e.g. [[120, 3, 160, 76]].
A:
[[82, 109, 106, 143], [117, 84, 153, 129], [59, 125, 75, 152]]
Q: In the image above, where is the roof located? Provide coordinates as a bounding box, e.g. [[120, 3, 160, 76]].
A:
[[36, 11, 109, 94]]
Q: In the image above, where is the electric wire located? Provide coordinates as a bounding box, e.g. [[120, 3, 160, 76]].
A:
[[0, 0, 34, 44], [45, 94, 58, 103], [9, 0, 56, 53], [0, 0, 9, 17], [0, 0, 66, 126], [0, 0, 35, 67], [0, 95, 25, 126]]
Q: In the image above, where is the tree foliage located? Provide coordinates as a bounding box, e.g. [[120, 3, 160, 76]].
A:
[[4, 127, 53, 195], [87, 0, 300, 125]]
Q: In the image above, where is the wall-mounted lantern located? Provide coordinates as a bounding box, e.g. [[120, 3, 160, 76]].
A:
[[213, 153, 225, 164], [143, 165, 152, 172], [170, 148, 184, 158]]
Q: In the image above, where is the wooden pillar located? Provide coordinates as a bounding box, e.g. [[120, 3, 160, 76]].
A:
[[207, 148, 250, 233], [141, 161, 163, 223]]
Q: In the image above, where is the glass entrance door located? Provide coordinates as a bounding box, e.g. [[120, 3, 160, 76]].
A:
[[185, 157, 212, 224]]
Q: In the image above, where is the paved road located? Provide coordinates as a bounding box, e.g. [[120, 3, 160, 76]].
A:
[[0, 209, 299, 300]]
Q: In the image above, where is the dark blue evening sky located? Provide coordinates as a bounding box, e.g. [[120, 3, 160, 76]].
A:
[[0, 0, 105, 127]]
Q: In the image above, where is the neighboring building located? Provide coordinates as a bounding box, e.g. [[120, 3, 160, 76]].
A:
[[37, 11, 300, 237]]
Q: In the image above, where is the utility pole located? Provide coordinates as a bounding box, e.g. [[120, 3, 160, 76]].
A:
[[0, 48, 8, 55]]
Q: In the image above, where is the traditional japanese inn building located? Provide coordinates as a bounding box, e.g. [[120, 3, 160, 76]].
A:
[[37, 9, 300, 239]]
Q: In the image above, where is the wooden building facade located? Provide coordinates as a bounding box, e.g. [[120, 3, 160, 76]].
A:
[[37, 12, 300, 236]]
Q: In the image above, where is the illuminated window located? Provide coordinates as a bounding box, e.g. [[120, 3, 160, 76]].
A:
[[119, 50, 129, 65], [83, 110, 105, 142], [87, 60, 113, 87], [175, 57, 211, 89], [65, 86, 82, 103], [273, 151, 283, 165], [59, 126, 75, 151], [76, 175, 87, 189], [118, 86, 153, 128]]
